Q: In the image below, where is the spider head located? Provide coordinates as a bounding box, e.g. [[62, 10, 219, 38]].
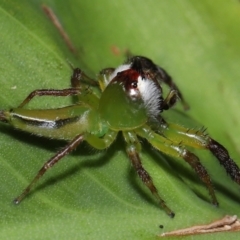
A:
[[99, 67, 163, 131], [126, 56, 160, 80]]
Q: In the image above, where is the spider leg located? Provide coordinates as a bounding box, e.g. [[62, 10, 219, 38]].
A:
[[18, 88, 80, 108], [208, 139, 240, 184], [123, 131, 175, 217], [71, 67, 99, 88], [162, 89, 179, 111], [70, 68, 101, 108], [18, 68, 99, 109], [156, 66, 189, 110], [85, 130, 118, 150], [161, 123, 240, 184], [98, 68, 115, 91], [14, 134, 84, 204], [137, 125, 218, 206]]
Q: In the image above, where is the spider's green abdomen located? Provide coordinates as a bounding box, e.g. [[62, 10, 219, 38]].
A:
[[99, 82, 147, 131]]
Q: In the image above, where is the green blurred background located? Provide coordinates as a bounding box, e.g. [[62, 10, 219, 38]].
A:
[[0, 1, 240, 239]]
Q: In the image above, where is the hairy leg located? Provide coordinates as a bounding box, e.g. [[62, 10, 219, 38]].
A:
[[18, 88, 80, 108], [123, 131, 175, 217], [137, 125, 218, 205], [161, 123, 240, 184], [71, 67, 98, 88], [14, 134, 84, 204]]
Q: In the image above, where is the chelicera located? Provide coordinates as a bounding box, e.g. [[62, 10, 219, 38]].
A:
[[0, 56, 239, 217]]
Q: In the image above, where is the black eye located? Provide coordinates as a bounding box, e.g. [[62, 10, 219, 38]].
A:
[[131, 81, 138, 88]]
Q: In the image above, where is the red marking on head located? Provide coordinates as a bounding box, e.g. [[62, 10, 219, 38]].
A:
[[116, 68, 139, 84], [113, 69, 141, 96], [117, 69, 140, 81]]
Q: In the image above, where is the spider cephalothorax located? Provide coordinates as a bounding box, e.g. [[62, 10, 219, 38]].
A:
[[126, 56, 189, 110], [0, 56, 239, 218], [100, 68, 163, 127]]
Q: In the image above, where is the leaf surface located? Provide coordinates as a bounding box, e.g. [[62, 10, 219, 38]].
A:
[[0, 1, 240, 239]]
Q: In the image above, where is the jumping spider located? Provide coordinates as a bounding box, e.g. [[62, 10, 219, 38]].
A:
[[0, 56, 239, 217]]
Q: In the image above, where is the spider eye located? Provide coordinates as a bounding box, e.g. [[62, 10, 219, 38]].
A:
[[131, 81, 138, 89], [111, 69, 141, 100]]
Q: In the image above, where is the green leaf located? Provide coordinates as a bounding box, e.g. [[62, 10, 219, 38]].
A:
[[1, 0, 240, 239]]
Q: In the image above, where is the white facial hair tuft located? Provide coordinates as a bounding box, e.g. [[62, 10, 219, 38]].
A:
[[137, 76, 161, 118]]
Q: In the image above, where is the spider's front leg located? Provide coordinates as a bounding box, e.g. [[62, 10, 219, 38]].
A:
[[123, 131, 175, 217], [71, 68, 101, 108], [18, 67, 99, 109], [162, 89, 179, 111], [156, 65, 189, 110], [70, 67, 98, 88], [162, 123, 240, 185], [18, 88, 80, 108]]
